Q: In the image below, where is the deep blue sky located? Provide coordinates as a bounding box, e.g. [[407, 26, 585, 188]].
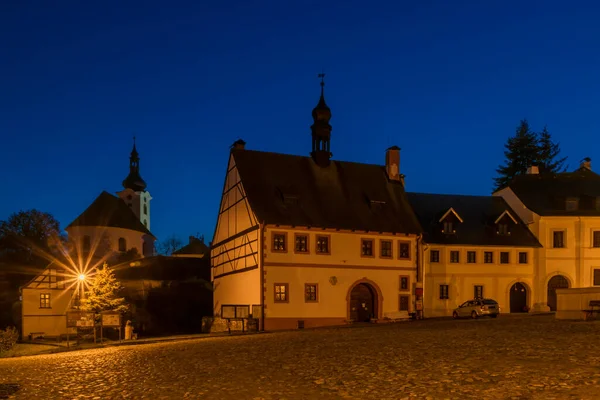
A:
[[1, 1, 599, 244]]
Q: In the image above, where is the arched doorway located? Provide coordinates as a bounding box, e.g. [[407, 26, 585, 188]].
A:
[[510, 282, 528, 313], [349, 283, 376, 322], [547, 275, 569, 311]]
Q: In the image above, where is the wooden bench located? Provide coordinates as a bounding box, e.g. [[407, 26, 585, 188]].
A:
[[582, 300, 600, 321]]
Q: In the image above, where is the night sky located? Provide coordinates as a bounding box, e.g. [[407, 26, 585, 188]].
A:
[[2, 0, 599, 243]]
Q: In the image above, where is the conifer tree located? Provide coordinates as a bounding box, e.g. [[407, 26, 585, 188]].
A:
[[80, 263, 129, 314], [494, 120, 567, 191]]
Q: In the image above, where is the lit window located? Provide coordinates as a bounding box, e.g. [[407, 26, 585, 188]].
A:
[[274, 284, 288, 302], [594, 269, 600, 286], [361, 239, 374, 257], [305, 284, 318, 302], [316, 236, 330, 254], [500, 252, 509, 264], [273, 233, 286, 252], [430, 250, 440, 263], [40, 293, 50, 308], [474, 285, 484, 299], [295, 235, 308, 253]]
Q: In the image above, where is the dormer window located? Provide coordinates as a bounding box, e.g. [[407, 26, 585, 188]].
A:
[[498, 223, 508, 235], [494, 210, 517, 236], [566, 198, 579, 211], [439, 207, 462, 235], [443, 221, 454, 234]]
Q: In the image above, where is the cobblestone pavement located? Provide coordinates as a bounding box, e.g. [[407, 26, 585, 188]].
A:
[[2, 315, 600, 399]]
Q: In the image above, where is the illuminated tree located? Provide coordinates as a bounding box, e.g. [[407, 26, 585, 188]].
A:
[[81, 263, 129, 314]]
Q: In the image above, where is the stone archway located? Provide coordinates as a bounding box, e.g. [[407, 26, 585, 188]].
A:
[[346, 278, 383, 322], [547, 275, 570, 311], [509, 282, 528, 313]]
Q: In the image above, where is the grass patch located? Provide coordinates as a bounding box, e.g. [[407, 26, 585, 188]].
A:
[[0, 343, 60, 358]]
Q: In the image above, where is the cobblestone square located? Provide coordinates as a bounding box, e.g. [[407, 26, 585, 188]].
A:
[[2, 315, 600, 399]]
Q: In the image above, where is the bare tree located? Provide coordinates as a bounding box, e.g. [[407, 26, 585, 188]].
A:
[[157, 235, 183, 256]]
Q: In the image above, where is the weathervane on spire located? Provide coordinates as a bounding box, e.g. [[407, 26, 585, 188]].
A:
[[318, 71, 326, 88]]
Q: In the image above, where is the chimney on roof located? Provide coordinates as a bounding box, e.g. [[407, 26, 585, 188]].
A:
[[526, 165, 539, 175], [231, 139, 246, 151], [385, 146, 403, 184], [580, 157, 592, 171]]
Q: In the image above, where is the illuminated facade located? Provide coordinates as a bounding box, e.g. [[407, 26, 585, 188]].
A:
[[211, 79, 422, 330], [408, 193, 541, 317], [495, 160, 600, 312]]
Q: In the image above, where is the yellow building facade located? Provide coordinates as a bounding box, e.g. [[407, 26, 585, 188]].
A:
[[211, 82, 423, 330], [407, 193, 541, 317], [495, 160, 600, 312]]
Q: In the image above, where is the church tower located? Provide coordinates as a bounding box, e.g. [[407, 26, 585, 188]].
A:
[[117, 138, 152, 231], [310, 73, 333, 167]]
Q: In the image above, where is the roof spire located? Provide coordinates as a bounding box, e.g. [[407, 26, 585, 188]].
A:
[[122, 138, 147, 191], [311, 72, 332, 167]]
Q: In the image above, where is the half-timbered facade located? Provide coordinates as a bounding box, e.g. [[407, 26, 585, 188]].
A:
[[407, 193, 542, 317], [211, 79, 422, 330], [21, 267, 75, 338]]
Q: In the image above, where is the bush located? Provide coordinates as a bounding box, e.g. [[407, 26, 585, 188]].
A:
[[0, 326, 19, 352]]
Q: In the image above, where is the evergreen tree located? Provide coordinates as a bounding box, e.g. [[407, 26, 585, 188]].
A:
[[536, 126, 567, 174], [494, 120, 567, 191], [80, 263, 129, 314]]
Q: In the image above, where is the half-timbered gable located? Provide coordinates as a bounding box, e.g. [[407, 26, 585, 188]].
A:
[[210, 77, 424, 331]]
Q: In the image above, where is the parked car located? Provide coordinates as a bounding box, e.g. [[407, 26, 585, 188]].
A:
[[452, 298, 500, 319]]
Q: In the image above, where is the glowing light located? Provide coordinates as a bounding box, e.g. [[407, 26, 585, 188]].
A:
[[78, 274, 86, 281]]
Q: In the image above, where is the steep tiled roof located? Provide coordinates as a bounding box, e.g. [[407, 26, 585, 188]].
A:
[[67, 191, 154, 237], [507, 167, 600, 216], [173, 237, 209, 256], [406, 192, 541, 247], [232, 149, 421, 234]]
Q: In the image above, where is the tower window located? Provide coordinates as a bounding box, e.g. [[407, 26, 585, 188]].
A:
[[118, 238, 127, 252], [144, 204, 148, 215], [144, 219, 147, 228]]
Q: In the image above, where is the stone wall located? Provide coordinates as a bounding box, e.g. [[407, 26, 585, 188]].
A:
[[556, 287, 600, 320]]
